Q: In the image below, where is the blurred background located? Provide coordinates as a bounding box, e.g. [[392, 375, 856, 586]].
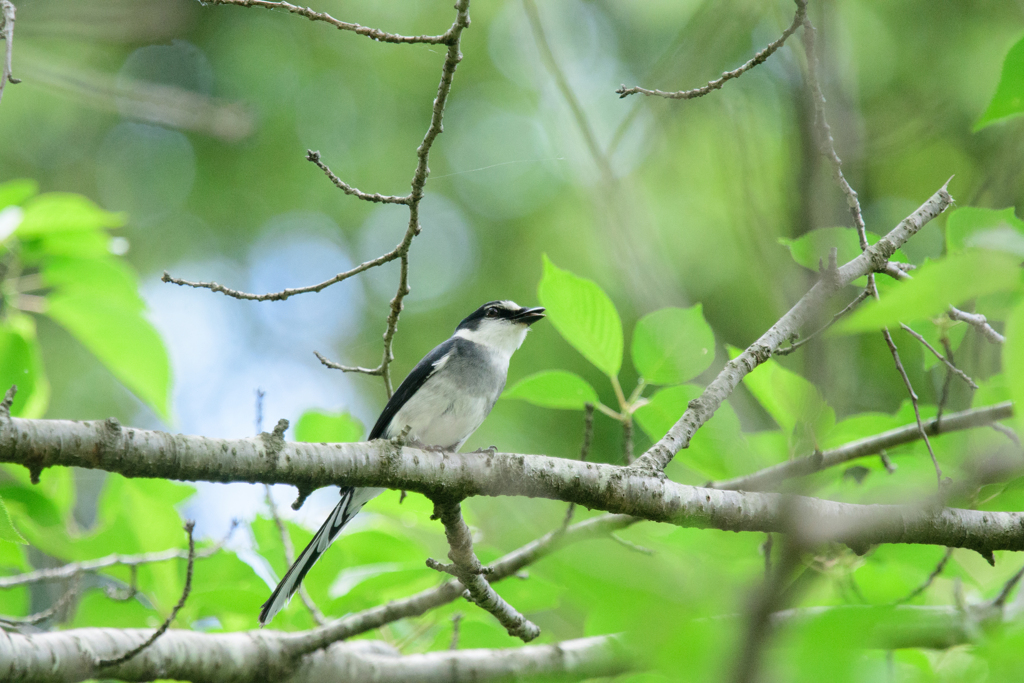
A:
[[2, 0, 1024, 677]]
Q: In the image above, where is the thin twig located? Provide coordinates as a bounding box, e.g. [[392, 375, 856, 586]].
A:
[[895, 547, 953, 604], [882, 329, 943, 486], [449, 612, 462, 650], [617, 0, 807, 99], [96, 522, 196, 668], [0, 1, 20, 106], [306, 150, 410, 204], [709, 402, 1012, 492], [0, 523, 234, 588], [264, 485, 327, 625], [937, 337, 955, 425], [991, 423, 1021, 449], [431, 499, 540, 642], [0, 576, 79, 629], [563, 403, 595, 528], [991, 563, 1024, 608], [161, 247, 403, 302], [776, 288, 870, 356], [609, 532, 654, 556], [202, 0, 454, 44], [948, 306, 1005, 344], [377, 0, 471, 397], [622, 418, 634, 465], [900, 323, 978, 390], [313, 350, 383, 376]]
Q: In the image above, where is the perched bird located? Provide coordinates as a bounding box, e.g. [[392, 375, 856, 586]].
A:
[[259, 300, 545, 625]]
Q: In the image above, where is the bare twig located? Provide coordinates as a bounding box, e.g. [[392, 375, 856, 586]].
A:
[[313, 350, 383, 376], [0, 522, 233, 588], [899, 323, 978, 390], [0, 1, 20, 106], [202, 0, 454, 44], [563, 403, 595, 527], [896, 547, 953, 604], [622, 417, 634, 465], [449, 612, 462, 650], [991, 423, 1021, 449], [991, 563, 1024, 608], [616, 0, 807, 100], [264, 485, 327, 625], [378, 0, 471, 397], [96, 522, 196, 668], [948, 306, 1005, 344], [776, 288, 870, 356], [306, 150, 410, 204], [0, 576, 79, 629], [161, 246, 403, 302], [710, 402, 1013, 492], [882, 329, 943, 486], [937, 336, 955, 425], [609, 532, 654, 556], [431, 499, 540, 642]]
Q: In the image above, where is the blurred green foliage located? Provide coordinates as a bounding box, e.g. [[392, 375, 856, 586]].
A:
[[1, 1, 1024, 681]]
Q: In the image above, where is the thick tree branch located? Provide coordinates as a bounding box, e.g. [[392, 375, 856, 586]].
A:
[[2, 412, 1022, 554], [633, 183, 954, 471], [0, 630, 629, 683], [616, 0, 806, 99], [709, 402, 1013, 492]]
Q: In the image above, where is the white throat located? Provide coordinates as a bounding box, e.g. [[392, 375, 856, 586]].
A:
[[454, 322, 529, 364]]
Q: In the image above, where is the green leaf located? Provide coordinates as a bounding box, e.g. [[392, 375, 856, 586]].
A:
[[41, 256, 143, 310], [0, 179, 38, 209], [780, 228, 908, 285], [1004, 298, 1024, 437], [631, 305, 715, 385], [729, 346, 834, 455], [16, 193, 126, 237], [976, 34, 1024, 130], [833, 250, 1023, 335], [46, 292, 171, 420], [0, 494, 28, 544], [0, 314, 50, 418], [294, 410, 364, 442], [504, 370, 599, 410], [537, 254, 623, 377], [946, 206, 1024, 256]]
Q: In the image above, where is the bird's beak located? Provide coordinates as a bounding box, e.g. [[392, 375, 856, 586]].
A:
[[513, 306, 546, 325]]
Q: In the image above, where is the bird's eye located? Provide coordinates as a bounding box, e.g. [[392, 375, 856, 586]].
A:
[[485, 307, 498, 317]]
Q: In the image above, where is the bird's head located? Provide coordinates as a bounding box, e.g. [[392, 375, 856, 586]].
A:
[[454, 300, 545, 357]]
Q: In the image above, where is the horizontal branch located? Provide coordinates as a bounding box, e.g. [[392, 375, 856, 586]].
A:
[[616, 0, 805, 99], [160, 246, 401, 302], [204, 0, 454, 45], [0, 629, 628, 683], [633, 182, 954, 471], [710, 402, 1014, 492], [2, 413, 1022, 555]]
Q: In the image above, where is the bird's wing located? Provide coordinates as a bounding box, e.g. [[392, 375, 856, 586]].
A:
[[368, 338, 456, 440]]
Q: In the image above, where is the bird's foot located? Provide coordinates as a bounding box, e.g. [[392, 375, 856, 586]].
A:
[[470, 445, 497, 456]]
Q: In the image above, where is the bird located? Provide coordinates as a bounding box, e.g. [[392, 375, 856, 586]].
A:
[[258, 300, 545, 626]]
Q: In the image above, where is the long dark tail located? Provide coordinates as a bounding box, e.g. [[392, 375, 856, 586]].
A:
[[258, 486, 378, 626]]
